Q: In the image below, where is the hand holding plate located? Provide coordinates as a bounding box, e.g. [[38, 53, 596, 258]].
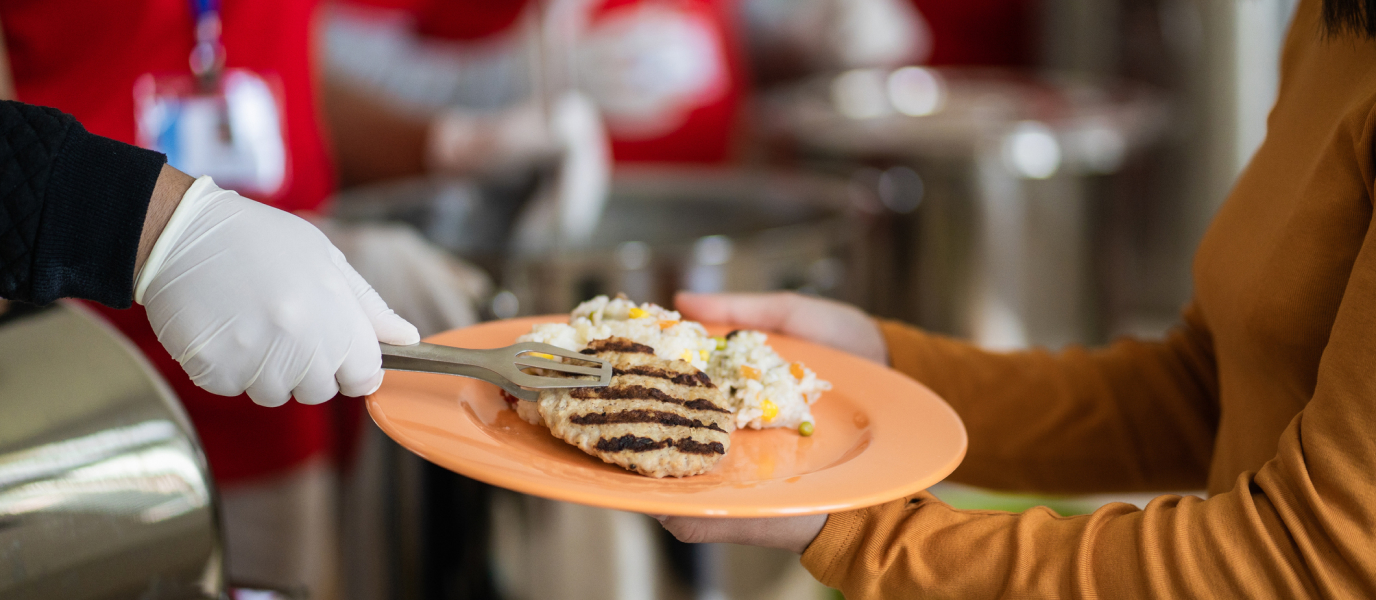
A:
[[675, 292, 889, 365], [653, 513, 829, 555]]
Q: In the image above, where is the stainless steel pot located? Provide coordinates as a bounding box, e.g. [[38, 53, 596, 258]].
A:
[[761, 68, 1170, 348], [0, 302, 222, 600], [503, 166, 868, 315]]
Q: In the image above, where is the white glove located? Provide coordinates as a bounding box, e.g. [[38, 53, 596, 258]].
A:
[[135, 177, 420, 407], [829, 0, 932, 68], [426, 102, 560, 175], [549, 92, 610, 243]]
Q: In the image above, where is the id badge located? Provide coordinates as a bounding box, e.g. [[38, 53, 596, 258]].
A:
[[134, 69, 288, 199]]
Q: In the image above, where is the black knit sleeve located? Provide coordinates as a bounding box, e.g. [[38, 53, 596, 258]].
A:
[[0, 101, 166, 308]]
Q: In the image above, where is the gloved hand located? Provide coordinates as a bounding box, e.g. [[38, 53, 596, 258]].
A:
[[426, 101, 561, 176], [135, 177, 420, 407]]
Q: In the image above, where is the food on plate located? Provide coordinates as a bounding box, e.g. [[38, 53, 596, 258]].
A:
[[516, 294, 830, 433], [536, 337, 734, 478], [708, 329, 830, 431], [516, 295, 716, 373]]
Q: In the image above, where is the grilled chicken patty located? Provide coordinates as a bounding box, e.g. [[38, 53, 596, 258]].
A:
[[538, 337, 734, 478]]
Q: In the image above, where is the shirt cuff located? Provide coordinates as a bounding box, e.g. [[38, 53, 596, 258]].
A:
[[33, 122, 165, 307], [800, 506, 869, 588], [879, 318, 936, 379]]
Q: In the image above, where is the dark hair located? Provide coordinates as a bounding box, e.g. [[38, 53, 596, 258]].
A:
[[1325, 0, 1376, 36]]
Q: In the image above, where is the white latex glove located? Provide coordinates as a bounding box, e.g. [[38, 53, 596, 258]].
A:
[[829, 0, 932, 68], [426, 102, 561, 175], [135, 177, 420, 407], [743, 0, 931, 69], [507, 92, 614, 253], [549, 91, 610, 244]]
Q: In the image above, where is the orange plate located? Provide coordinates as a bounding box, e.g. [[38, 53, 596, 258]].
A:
[[366, 316, 967, 517]]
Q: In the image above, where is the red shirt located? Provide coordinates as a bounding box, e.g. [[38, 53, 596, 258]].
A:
[[342, 0, 749, 163], [911, 0, 1038, 66], [585, 0, 749, 163], [346, 0, 529, 40], [2, 0, 355, 483]]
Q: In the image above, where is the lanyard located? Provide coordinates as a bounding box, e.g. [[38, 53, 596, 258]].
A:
[[189, 0, 224, 86]]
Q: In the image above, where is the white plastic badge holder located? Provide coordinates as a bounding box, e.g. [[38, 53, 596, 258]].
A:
[[134, 70, 288, 199]]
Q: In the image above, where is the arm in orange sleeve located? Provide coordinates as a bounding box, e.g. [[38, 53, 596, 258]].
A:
[[800, 222, 1376, 599], [879, 304, 1218, 494]]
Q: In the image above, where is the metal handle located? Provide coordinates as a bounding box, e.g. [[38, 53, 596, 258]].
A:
[[379, 342, 612, 401], [381, 343, 538, 401]]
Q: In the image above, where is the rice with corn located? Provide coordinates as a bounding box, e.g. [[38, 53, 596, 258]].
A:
[[707, 330, 830, 430]]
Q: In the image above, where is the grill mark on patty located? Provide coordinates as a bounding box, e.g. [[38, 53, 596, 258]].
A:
[[613, 366, 715, 388], [571, 409, 727, 433], [581, 338, 656, 356], [595, 434, 726, 456], [570, 385, 729, 413]]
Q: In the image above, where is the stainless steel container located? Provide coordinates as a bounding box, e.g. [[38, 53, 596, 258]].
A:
[[503, 166, 867, 315], [761, 68, 1169, 348], [0, 303, 222, 600]]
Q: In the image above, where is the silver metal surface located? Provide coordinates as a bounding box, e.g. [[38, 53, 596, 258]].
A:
[[504, 166, 865, 315], [0, 302, 223, 599], [762, 69, 1169, 349], [380, 341, 611, 401]]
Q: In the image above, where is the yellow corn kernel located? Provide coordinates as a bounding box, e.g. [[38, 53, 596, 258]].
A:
[[531, 352, 554, 360], [741, 365, 761, 381], [658, 319, 679, 330], [681, 350, 693, 362], [761, 399, 779, 422], [628, 307, 648, 319], [798, 421, 815, 436], [699, 349, 710, 360], [790, 362, 806, 380]]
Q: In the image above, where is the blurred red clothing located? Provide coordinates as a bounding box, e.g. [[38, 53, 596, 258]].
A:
[[911, 0, 1038, 66], [1, 0, 359, 483], [347, 0, 530, 40], [342, 0, 749, 163], [3, 0, 334, 212], [584, 0, 749, 163]]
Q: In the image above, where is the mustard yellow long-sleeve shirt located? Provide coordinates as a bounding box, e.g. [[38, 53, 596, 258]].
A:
[[801, 2, 1376, 597]]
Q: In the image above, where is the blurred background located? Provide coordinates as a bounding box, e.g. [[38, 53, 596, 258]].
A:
[[0, 0, 1300, 598]]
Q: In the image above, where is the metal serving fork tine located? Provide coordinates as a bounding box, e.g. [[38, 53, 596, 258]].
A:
[[379, 341, 613, 401], [509, 342, 607, 376], [512, 355, 605, 375], [499, 342, 612, 388]]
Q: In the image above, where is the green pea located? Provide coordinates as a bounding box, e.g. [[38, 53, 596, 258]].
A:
[[712, 336, 728, 351], [798, 422, 815, 437]]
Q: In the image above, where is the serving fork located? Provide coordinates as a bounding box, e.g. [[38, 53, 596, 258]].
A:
[[380, 342, 612, 401]]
